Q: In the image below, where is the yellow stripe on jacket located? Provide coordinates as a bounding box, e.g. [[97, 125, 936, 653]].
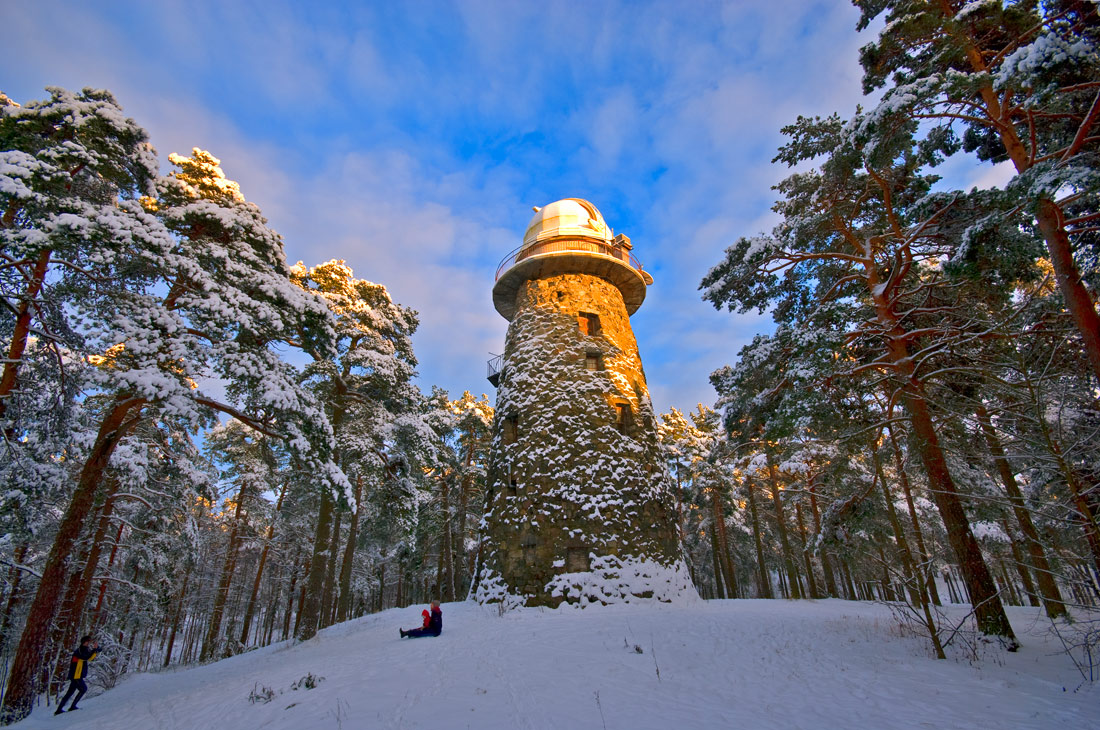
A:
[[71, 652, 96, 680]]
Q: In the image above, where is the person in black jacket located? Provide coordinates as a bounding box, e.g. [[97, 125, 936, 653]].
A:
[[54, 635, 98, 714], [400, 600, 442, 638]]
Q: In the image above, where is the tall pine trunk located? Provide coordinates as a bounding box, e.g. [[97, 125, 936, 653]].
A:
[[297, 489, 333, 641], [0, 543, 29, 656], [336, 475, 364, 623], [866, 251, 1014, 642], [765, 450, 802, 599], [201, 483, 249, 661], [0, 249, 52, 424], [875, 449, 945, 656], [902, 391, 1015, 642], [807, 475, 838, 597], [975, 405, 1065, 618], [1, 396, 144, 723], [89, 521, 126, 630], [711, 486, 738, 598], [438, 475, 455, 603], [240, 481, 288, 646], [163, 568, 191, 667], [454, 442, 476, 595], [53, 485, 120, 685], [887, 428, 941, 606], [320, 506, 342, 628], [793, 501, 819, 599], [745, 476, 772, 598]]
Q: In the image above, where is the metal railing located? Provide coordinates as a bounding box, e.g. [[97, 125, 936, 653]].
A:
[[494, 238, 645, 281], [486, 353, 503, 386]]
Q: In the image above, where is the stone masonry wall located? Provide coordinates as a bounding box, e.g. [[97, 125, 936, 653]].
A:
[[475, 273, 694, 607]]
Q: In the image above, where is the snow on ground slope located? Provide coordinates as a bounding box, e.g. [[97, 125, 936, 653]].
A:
[[14, 599, 1096, 730]]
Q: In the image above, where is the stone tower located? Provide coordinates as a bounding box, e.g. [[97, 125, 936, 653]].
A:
[[475, 198, 693, 607]]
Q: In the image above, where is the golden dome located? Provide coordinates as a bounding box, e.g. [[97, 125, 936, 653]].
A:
[[522, 198, 612, 248]]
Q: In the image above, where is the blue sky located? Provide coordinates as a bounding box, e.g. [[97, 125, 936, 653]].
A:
[[3, 0, 998, 415]]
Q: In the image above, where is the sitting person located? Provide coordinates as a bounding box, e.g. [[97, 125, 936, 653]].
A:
[[400, 600, 442, 638]]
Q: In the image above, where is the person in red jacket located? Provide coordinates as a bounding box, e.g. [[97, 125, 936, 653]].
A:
[[400, 600, 442, 638], [54, 635, 98, 714]]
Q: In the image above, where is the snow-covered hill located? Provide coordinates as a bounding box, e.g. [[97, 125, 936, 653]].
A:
[[16, 599, 1095, 729]]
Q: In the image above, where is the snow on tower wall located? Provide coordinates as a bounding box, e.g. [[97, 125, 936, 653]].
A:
[[475, 272, 694, 607]]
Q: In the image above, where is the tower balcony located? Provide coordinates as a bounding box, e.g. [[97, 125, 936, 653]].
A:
[[487, 353, 503, 387], [492, 236, 654, 320]]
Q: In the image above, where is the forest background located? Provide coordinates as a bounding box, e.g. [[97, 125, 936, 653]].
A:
[[1, 0, 1098, 725]]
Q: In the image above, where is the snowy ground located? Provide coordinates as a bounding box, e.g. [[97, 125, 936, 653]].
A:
[[15, 599, 1096, 730]]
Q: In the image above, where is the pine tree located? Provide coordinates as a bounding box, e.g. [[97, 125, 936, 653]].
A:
[[1, 115, 343, 719], [289, 260, 419, 639], [702, 109, 1020, 643], [855, 0, 1100, 381]]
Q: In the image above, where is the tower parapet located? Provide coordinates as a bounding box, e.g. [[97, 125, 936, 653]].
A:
[[492, 199, 653, 321], [476, 199, 694, 608]]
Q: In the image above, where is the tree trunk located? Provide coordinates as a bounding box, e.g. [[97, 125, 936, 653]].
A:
[[320, 505, 341, 629], [0, 249, 52, 423], [839, 558, 857, 601], [0, 543, 29, 656], [300, 373, 347, 638], [163, 568, 191, 667], [901, 390, 1015, 642], [1033, 198, 1100, 383], [89, 521, 126, 630], [202, 482, 249, 661], [375, 559, 386, 613], [765, 450, 802, 599], [467, 486, 494, 601], [867, 257, 1013, 639], [887, 427, 941, 606], [293, 558, 311, 638], [874, 451, 922, 606], [745, 476, 772, 598], [240, 481, 288, 646], [974, 405, 1065, 617], [52, 486, 120, 686], [1000, 518, 1039, 608], [336, 474, 363, 623], [454, 441, 476, 594], [439, 475, 455, 603], [297, 485, 334, 641], [878, 546, 896, 601], [710, 516, 726, 599], [282, 556, 302, 641], [1, 396, 143, 724], [875, 448, 949, 660], [794, 501, 819, 599], [60, 481, 121, 654], [807, 476, 839, 598], [711, 486, 738, 598]]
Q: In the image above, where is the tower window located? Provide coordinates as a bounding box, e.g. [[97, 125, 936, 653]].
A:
[[508, 479, 518, 496], [503, 414, 518, 444], [566, 547, 590, 572], [578, 312, 601, 336], [585, 352, 603, 371], [522, 535, 538, 563], [615, 402, 633, 435]]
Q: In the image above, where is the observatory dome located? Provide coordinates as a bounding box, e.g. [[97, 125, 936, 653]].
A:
[[522, 198, 613, 248]]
